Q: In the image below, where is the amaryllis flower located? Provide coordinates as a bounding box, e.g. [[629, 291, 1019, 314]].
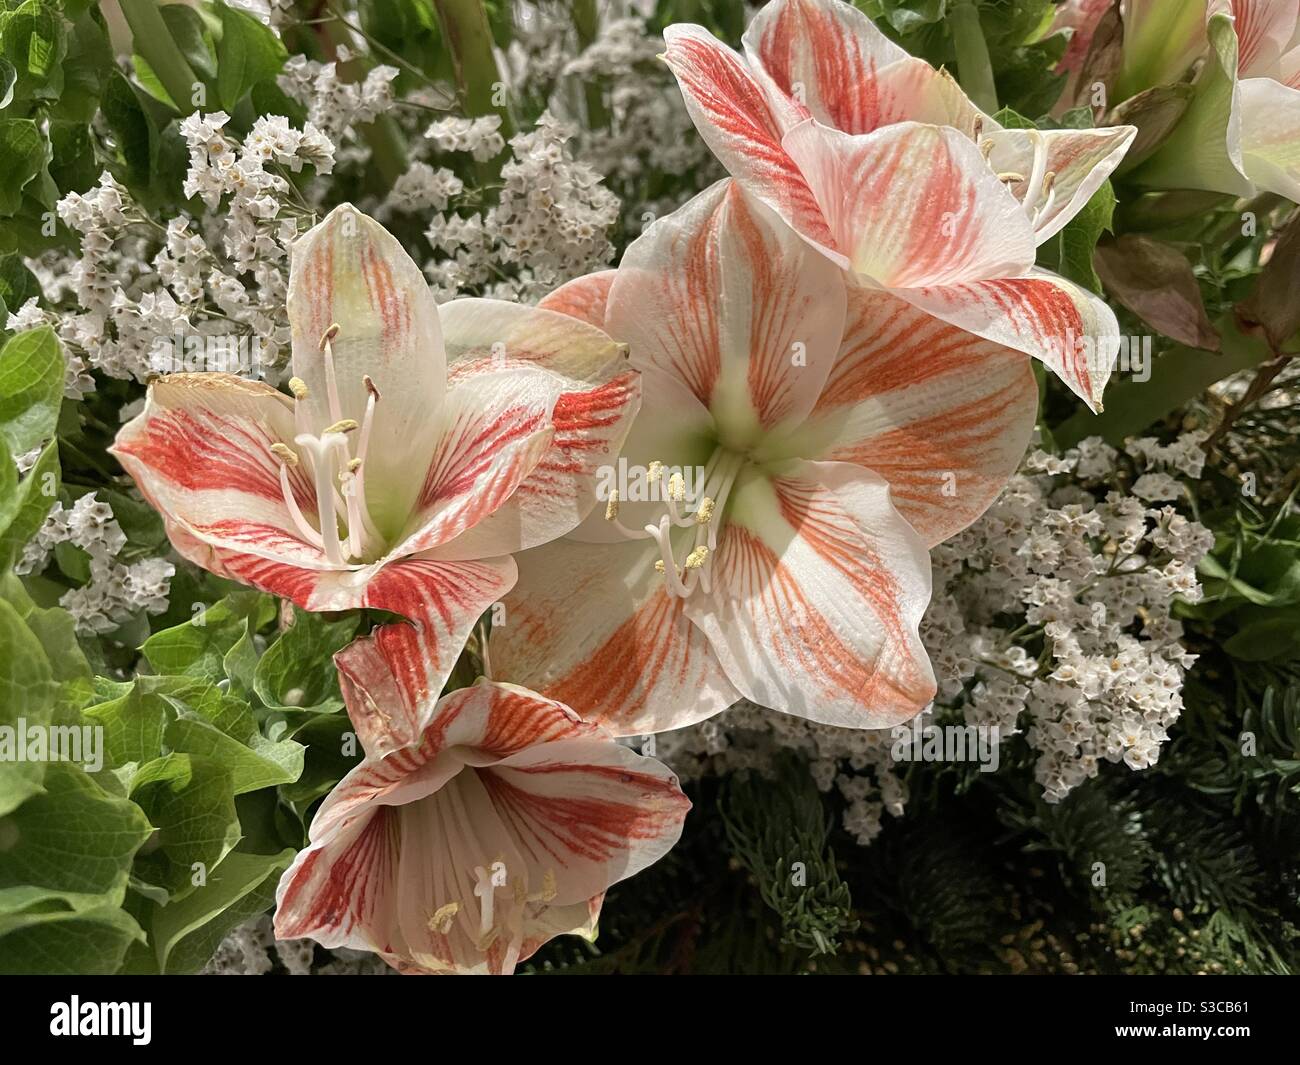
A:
[[112, 205, 638, 753], [274, 670, 690, 975], [661, 0, 1136, 410], [1053, 0, 1300, 203], [489, 180, 1038, 735]]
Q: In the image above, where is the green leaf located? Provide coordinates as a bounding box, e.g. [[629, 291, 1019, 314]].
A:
[[0, 250, 40, 317], [0, 0, 67, 103], [0, 325, 62, 455], [150, 847, 294, 973], [0, 900, 144, 974], [162, 687, 304, 795], [216, 2, 287, 111], [0, 56, 14, 108], [0, 594, 56, 814], [100, 68, 153, 181], [129, 753, 241, 901], [141, 592, 274, 680], [0, 118, 50, 216], [0, 573, 91, 719], [1054, 180, 1115, 294], [0, 437, 58, 567], [0, 762, 153, 905], [254, 608, 359, 716]]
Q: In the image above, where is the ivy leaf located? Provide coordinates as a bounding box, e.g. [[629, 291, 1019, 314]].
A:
[[149, 847, 295, 974], [128, 753, 241, 902], [216, 3, 287, 112], [0, 118, 51, 216], [0, 325, 63, 456], [1054, 180, 1115, 295], [0, 594, 57, 815], [254, 608, 359, 716], [141, 592, 274, 680], [162, 688, 305, 795]]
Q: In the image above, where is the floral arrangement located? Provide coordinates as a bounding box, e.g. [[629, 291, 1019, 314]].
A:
[[0, 0, 1298, 977]]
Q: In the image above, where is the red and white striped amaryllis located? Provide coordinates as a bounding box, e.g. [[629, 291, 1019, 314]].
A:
[[489, 179, 1039, 736], [660, 0, 1137, 410], [273, 674, 690, 975], [111, 205, 639, 754]]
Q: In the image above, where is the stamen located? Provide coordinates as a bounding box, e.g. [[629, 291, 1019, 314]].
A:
[[473, 865, 499, 940], [288, 377, 309, 400], [667, 472, 686, 501], [320, 324, 343, 425], [428, 902, 459, 935], [605, 489, 620, 521], [279, 463, 325, 549], [270, 442, 298, 467], [997, 171, 1026, 183], [684, 546, 709, 570], [348, 458, 362, 472], [696, 497, 715, 525], [297, 432, 346, 565], [323, 418, 359, 435]]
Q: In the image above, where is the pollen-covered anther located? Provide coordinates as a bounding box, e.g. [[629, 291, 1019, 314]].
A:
[[288, 376, 309, 400], [696, 496, 715, 524], [270, 442, 298, 467], [348, 457, 362, 472], [653, 559, 666, 574], [1042, 171, 1057, 196], [428, 901, 460, 934], [667, 472, 686, 502], [605, 489, 620, 521], [684, 546, 709, 570], [323, 418, 359, 435], [997, 171, 1026, 183], [647, 460, 664, 483]]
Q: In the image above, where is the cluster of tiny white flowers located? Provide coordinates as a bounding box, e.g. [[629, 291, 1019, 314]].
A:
[[657, 433, 1213, 841], [380, 161, 466, 216], [224, 0, 295, 29], [420, 111, 620, 301], [18, 493, 175, 635], [203, 915, 392, 975], [424, 115, 508, 162], [277, 57, 400, 143]]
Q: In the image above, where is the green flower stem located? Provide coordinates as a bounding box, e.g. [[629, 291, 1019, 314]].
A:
[[119, 0, 201, 114], [571, 0, 609, 129], [950, 1, 998, 115], [433, 0, 513, 140]]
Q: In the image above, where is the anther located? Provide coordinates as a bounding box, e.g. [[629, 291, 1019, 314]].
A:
[[288, 377, 309, 400], [323, 418, 359, 435], [270, 442, 298, 466], [696, 497, 715, 524], [319, 323, 340, 351], [684, 546, 709, 570], [997, 171, 1025, 183], [428, 901, 459, 935], [667, 472, 686, 501], [348, 457, 362, 472], [605, 489, 620, 521], [363, 374, 381, 400]]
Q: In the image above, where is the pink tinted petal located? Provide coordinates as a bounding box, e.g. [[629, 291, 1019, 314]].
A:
[[537, 270, 617, 328], [782, 119, 1036, 285], [899, 269, 1120, 411], [688, 461, 936, 728], [489, 538, 740, 736], [741, 0, 908, 133], [111, 374, 331, 573], [773, 287, 1037, 546], [334, 556, 518, 755], [1231, 0, 1300, 78], [981, 126, 1137, 242], [661, 24, 842, 262], [606, 180, 845, 442]]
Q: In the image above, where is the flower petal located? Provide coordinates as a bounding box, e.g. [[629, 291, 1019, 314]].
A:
[[333, 556, 518, 756], [740, 0, 909, 133], [763, 286, 1038, 546], [661, 24, 842, 261], [605, 179, 846, 443], [537, 270, 617, 328], [781, 119, 1037, 285], [981, 126, 1137, 242], [1239, 76, 1300, 202], [435, 298, 641, 557], [686, 461, 936, 728], [898, 269, 1120, 411], [489, 537, 741, 735], [110, 373, 329, 573], [287, 204, 445, 532]]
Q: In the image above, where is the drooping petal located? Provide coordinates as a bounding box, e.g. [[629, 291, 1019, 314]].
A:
[[687, 461, 936, 729], [287, 204, 445, 535], [537, 270, 616, 328], [761, 287, 1038, 546], [781, 119, 1037, 285], [332, 556, 518, 756], [897, 269, 1121, 411], [276, 682, 689, 975], [740, 0, 909, 133], [661, 24, 842, 261], [110, 373, 331, 574], [1239, 76, 1300, 201], [981, 126, 1137, 242], [489, 537, 741, 736], [433, 298, 641, 557], [605, 179, 846, 446]]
